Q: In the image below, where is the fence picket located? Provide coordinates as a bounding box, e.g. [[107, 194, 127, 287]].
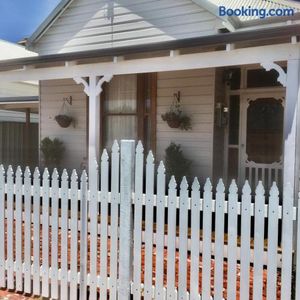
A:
[[266, 182, 279, 300], [70, 170, 79, 299], [133, 141, 144, 300], [7, 166, 14, 290], [296, 191, 300, 300], [0, 141, 297, 300], [155, 162, 166, 300], [15, 166, 23, 291], [100, 150, 109, 300], [202, 178, 212, 300], [253, 182, 265, 300], [214, 179, 225, 300], [24, 167, 32, 293], [178, 177, 189, 300], [0, 165, 5, 288], [144, 151, 155, 300], [190, 178, 200, 300], [227, 180, 238, 300], [167, 176, 177, 299], [42, 168, 50, 298], [33, 168, 41, 295], [51, 169, 59, 299], [239, 181, 251, 300], [60, 170, 69, 300], [89, 159, 99, 300], [110, 141, 120, 299], [79, 170, 88, 300], [280, 183, 294, 300]]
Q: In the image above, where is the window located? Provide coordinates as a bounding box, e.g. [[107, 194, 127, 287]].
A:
[[247, 68, 286, 88], [101, 73, 157, 153]]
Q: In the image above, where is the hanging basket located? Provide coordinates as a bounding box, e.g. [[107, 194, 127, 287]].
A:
[[161, 91, 192, 131], [55, 114, 73, 128], [165, 115, 181, 128]]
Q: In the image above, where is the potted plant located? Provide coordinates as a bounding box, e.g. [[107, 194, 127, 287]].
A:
[[161, 92, 192, 130], [40, 137, 65, 170], [55, 114, 73, 128], [55, 96, 74, 128], [164, 142, 192, 183]]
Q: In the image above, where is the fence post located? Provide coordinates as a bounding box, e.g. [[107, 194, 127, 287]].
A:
[[119, 140, 135, 299]]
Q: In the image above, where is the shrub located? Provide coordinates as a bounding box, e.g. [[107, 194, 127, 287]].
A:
[[164, 142, 192, 183], [40, 137, 65, 169]]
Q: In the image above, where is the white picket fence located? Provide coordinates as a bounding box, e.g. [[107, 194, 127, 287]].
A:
[[0, 139, 299, 300]]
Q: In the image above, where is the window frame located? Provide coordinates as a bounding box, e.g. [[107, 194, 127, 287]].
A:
[[100, 73, 157, 153]]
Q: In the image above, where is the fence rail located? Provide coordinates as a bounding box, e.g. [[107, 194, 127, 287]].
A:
[[0, 140, 298, 300]]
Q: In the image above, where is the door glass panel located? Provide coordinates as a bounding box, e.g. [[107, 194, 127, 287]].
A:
[[246, 98, 283, 164]]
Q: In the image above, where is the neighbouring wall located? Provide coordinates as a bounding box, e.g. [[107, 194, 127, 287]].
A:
[[40, 79, 87, 171], [0, 82, 38, 97], [156, 68, 215, 184]]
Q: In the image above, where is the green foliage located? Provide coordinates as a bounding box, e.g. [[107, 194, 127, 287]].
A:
[[164, 142, 192, 182], [161, 101, 192, 130], [40, 137, 65, 168]]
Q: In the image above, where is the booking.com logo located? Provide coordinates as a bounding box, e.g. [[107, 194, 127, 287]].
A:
[[219, 6, 294, 19]]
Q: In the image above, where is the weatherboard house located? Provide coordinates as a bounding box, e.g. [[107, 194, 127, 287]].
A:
[[0, 0, 299, 192], [0, 0, 299, 299]]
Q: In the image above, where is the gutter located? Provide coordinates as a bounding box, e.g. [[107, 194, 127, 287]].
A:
[[1, 24, 299, 70]]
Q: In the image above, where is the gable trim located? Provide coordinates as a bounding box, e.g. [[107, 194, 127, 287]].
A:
[[191, 0, 241, 30], [28, 0, 73, 45]]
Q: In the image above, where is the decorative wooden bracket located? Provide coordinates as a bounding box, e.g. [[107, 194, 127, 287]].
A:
[[73, 73, 113, 96], [260, 62, 287, 87]]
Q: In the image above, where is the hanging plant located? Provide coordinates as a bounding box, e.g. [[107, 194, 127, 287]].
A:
[[55, 115, 73, 128], [55, 96, 74, 128], [161, 91, 192, 130]]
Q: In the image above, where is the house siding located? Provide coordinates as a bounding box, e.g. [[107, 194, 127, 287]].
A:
[[39, 69, 216, 179], [40, 79, 87, 171], [156, 68, 215, 183], [32, 0, 223, 55]]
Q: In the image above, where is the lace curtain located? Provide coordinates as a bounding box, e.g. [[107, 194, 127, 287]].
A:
[[104, 74, 137, 149]]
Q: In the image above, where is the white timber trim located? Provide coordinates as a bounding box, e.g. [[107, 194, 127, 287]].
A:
[[226, 43, 235, 51], [261, 61, 287, 87], [170, 50, 180, 57], [0, 43, 298, 82], [283, 59, 300, 200], [73, 74, 113, 172]]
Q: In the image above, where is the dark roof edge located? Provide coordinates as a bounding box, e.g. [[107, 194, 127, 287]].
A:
[[2, 24, 299, 69], [0, 96, 39, 103]]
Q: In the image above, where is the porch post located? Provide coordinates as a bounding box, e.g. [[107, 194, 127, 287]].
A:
[[74, 74, 113, 172], [284, 59, 300, 199]]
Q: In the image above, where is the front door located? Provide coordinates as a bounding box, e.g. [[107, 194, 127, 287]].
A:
[[239, 92, 284, 191]]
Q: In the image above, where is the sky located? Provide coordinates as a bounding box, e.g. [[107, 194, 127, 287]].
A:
[[0, 0, 61, 43]]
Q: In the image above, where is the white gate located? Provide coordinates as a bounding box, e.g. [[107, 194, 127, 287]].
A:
[[0, 140, 298, 299]]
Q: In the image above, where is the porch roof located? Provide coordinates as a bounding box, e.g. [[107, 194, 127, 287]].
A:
[[0, 24, 299, 71]]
